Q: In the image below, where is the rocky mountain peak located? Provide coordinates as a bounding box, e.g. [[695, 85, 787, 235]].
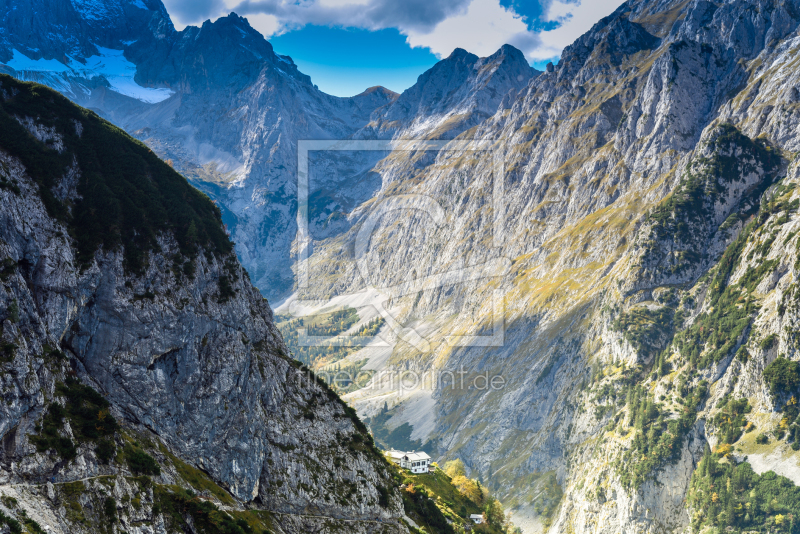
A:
[[370, 43, 535, 137], [445, 47, 476, 60], [358, 85, 399, 98], [122, 8, 329, 95], [134, 10, 306, 92], [557, 3, 659, 83], [474, 42, 537, 90], [0, 0, 171, 63]]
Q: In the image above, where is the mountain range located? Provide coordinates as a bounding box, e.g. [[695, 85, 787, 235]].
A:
[[3, 0, 800, 533]]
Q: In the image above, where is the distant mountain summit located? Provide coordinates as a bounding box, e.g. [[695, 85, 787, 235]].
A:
[[0, 0, 173, 101], [366, 43, 536, 138], [0, 0, 403, 298], [0, 0, 170, 62]]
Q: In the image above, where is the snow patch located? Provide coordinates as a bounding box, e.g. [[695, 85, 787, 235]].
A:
[[6, 48, 174, 104], [7, 50, 70, 73]]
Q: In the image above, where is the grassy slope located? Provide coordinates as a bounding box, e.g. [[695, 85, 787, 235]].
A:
[[393, 465, 506, 534]]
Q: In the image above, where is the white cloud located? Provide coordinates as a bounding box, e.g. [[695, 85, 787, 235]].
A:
[[162, 0, 621, 65], [317, 0, 370, 7], [529, 0, 620, 61], [401, 0, 620, 62], [403, 0, 533, 58], [246, 12, 281, 36], [543, 0, 575, 22]]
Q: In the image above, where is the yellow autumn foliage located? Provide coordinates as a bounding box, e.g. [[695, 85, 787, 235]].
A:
[[451, 475, 483, 504], [714, 443, 732, 457]]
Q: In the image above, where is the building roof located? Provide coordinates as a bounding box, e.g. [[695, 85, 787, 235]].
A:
[[469, 514, 484, 519], [385, 450, 431, 462], [386, 450, 405, 460]]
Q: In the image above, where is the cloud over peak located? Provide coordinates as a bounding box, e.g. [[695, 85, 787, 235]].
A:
[[161, 0, 620, 63]]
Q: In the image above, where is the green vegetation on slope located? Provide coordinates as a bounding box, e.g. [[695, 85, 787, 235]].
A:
[[610, 164, 800, 487], [764, 357, 800, 401], [0, 498, 46, 534], [392, 460, 517, 534], [276, 307, 384, 370], [763, 357, 800, 449], [154, 486, 270, 534], [30, 377, 119, 462], [612, 305, 674, 359], [0, 75, 232, 273], [123, 443, 162, 476], [639, 123, 779, 277], [327, 358, 373, 394], [712, 395, 753, 446], [688, 449, 800, 532], [618, 377, 708, 488], [0, 510, 22, 534]]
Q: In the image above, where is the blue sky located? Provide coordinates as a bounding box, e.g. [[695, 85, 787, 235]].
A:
[[269, 27, 440, 96], [162, 0, 621, 97]]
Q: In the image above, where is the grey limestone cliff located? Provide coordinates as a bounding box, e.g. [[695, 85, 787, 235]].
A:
[[0, 74, 406, 534]]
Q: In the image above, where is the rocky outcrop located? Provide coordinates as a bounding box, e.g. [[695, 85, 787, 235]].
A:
[[0, 75, 405, 534], [295, 0, 800, 532], [6, 0, 800, 532], [0, 1, 398, 300]]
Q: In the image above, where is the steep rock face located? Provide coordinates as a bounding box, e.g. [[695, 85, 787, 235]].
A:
[[6, 1, 800, 533], [0, 76, 405, 534], [291, 0, 800, 532], [363, 44, 536, 139], [0, 2, 398, 300], [0, 0, 169, 63]]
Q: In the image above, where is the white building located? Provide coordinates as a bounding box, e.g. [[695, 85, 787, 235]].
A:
[[469, 514, 484, 524], [386, 450, 432, 474]]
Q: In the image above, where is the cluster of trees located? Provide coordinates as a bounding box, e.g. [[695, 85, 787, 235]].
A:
[[276, 310, 385, 368], [442, 460, 519, 533], [31, 377, 119, 462], [276, 309, 357, 366], [155, 486, 267, 534], [764, 357, 800, 400], [712, 396, 752, 446], [619, 378, 708, 488], [763, 357, 800, 449], [325, 360, 372, 394], [628, 386, 748, 469], [402, 484, 454, 534], [0, 75, 232, 274], [611, 306, 675, 360], [688, 449, 800, 532], [305, 308, 359, 336], [448, 472, 487, 506]]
